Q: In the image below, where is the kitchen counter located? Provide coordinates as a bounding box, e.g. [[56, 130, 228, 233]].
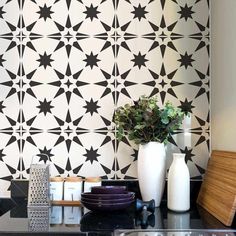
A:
[[0, 201, 235, 236]]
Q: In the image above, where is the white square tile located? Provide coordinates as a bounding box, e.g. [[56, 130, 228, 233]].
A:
[[116, 0, 162, 38], [74, 131, 116, 179], [69, 0, 115, 37], [20, 131, 62, 178], [0, 0, 20, 37], [116, 37, 163, 106], [22, 0, 62, 37], [162, 0, 210, 37]]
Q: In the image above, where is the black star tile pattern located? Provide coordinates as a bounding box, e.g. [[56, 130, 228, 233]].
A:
[[0, 0, 210, 196], [19, 131, 116, 179], [178, 4, 195, 22], [37, 98, 54, 116], [37, 4, 54, 22], [83, 147, 100, 164], [131, 52, 148, 69], [37, 52, 54, 69], [131, 4, 148, 21], [83, 98, 101, 116], [83, 4, 100, 21], [83, 52, 100, 69], [178, 52, 195, 69]]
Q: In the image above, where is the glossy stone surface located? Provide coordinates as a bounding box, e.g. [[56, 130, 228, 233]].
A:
[[0, 201, 235, 235]]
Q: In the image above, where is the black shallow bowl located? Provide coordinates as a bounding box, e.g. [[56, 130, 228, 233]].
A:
[[91, 186, 127, 194], [81, 199, 134, 212], [81, 195, 134, 204], [81, 191, 135, 200]]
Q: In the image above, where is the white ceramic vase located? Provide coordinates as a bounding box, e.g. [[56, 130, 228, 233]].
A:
[[137, 142, 166, 207], [167, 153, 190, 212]]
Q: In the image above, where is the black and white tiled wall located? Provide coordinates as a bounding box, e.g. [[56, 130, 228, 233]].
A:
[[0, 0, 210, 197]]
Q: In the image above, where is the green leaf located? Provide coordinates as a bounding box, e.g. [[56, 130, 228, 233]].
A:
[[113, 95, 185, 145]]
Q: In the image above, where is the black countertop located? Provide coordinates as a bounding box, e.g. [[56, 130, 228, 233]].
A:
[[1, 180, 235, 235], [0, 201, 235, 236]]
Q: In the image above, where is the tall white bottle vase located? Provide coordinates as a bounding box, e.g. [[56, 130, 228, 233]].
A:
[[167, 153, 190, 212], [138, 142, 166, 207]]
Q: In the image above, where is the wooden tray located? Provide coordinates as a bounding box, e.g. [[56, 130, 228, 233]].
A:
[[197, 150, 236, 226], [51, 200, 81, 206]]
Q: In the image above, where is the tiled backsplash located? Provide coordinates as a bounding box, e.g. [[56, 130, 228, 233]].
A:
[[0, 0, 210, 197]]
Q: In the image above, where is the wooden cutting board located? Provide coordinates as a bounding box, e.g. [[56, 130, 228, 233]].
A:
[[197, 150, 236, 226]]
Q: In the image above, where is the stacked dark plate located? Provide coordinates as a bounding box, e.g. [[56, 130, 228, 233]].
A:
[[81, 186, 135, 211]]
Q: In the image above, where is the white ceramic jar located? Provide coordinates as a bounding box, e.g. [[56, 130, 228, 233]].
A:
[[49, 177, 64, 201], [83, 177, 101, 193], [64, 177, 82, 201]]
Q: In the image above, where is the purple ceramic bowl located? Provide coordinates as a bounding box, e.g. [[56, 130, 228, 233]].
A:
[[81, 191, 135, 200], [81, 195, 134, 204], [81, 199, 134, 212], [91, 186, 127, 194]]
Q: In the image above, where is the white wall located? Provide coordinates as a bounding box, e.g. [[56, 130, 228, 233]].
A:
[[211, 0, 236, 151]]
